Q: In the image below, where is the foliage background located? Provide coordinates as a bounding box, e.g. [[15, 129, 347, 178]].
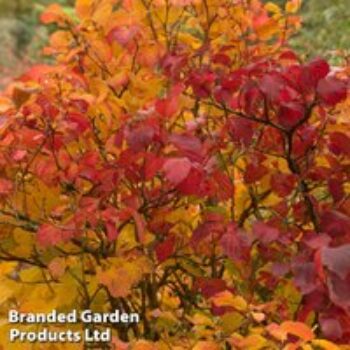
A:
[[0, 0, 349, 80]]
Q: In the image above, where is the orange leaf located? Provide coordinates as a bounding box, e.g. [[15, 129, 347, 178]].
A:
[[193, 341, 220, 350], [280, 321, 315, 341], [266, 323, 287, 342], [48, 257, 67, 279], [40, 4, 66, 25], [0, 97, 13, 114], [132, 340, 157, 350], [211, 290, 248, 311], [254, 15, 280, 40], [75, 0, 93, 19]]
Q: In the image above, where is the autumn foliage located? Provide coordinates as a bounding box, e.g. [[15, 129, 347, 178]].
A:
[[0, 0, 349, 349]]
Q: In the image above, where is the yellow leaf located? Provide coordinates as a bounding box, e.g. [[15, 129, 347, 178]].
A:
[[311, 339, 340, 350], [285, 0, 302, 14], [12, 228, 34, 257], [231, 334, 268, 350], [19, 271, 79, 312], [264, 2, 281, 14], [177, 32, 202, 49], [92, 0, 113, 25], [0, 283, 13, 306], [97, 257, 152, 298], [211, 291, 248, 311], [221, 312, 245, 334], [179, 258, 204, 277], [188, 312, 215, 327], [301, 345, 313, 350]]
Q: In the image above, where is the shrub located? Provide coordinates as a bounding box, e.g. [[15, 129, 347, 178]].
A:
[[0, 0, 349, 348]]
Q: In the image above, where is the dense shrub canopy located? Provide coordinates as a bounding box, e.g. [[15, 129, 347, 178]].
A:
[[0, 0, 349, 349]]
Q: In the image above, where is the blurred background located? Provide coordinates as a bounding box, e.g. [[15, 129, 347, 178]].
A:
[[0, 0, 74, 88], [0, 0, 349, 88]]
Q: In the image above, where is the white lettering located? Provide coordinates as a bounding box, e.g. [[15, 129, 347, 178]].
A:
[[9, 329, 20, 341], [84, 328, 111, 342], [8, 310, 19, 323]]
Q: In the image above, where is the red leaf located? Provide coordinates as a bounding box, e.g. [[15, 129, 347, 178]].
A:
[[12, 150, 27, 161], [303, 232, 331, 250], [329, 132, 350, 156], [161, 53, 188, 79], [36, 95, 59, 119], [220, 223, 252, 263], [213, 86, 232, 104], [297, 290, 326, 322], [317, 77, 347, 106], [107, 25, 139, 46], [0, 178, 13, 195], [212, 170, 234, 201], [244, 163, 267, 183], [126, 125, 154, 152], [105, 222, 119, 241], [252, 221, 279, 245], [69, 99, 89, 113], [289, 59, 329, 92], [191, 218, 224, 246], [259, 73, 284, 101], [229, 119, 254, 147], [37, 224, 73, 247], [307, 58, 330, 83], [327, 273, 350, 311], [212, 53, 231, 65], [320, 318, 343, 341], [194, 278, 227, 298], [328, 178, 344, 202], [321, 244, 350, 280], [169, 133, 203, 161], [176, 167, 204, 196], [20, 65, 57, 82], [271, 172, 296, 196], [314, 249, 326, 283], [278, 102, 304, 128], [155, 94, 179, 118], [320, 210, 350, 239], [221, 70, 245, 91], [293, 262, 318, 294], [279, 50, 299, 61], [67, 112, 90, 133], [144, 153, 164, 180], [163, 157, 192, 185], [189, 70, 216, 98], [240, 83, 263, 115], [155, 235, 176, 262]]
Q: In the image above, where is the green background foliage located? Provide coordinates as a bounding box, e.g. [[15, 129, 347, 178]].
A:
[[292, 0, 350, 62]]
